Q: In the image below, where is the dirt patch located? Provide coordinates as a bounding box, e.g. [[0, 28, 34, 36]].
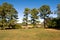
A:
[[45, 29, 60, 32]]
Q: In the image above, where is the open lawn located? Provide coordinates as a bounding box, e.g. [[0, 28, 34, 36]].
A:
[[0, 28, 60, 40]]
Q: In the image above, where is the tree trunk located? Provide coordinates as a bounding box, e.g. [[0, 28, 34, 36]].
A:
[[26, 14, 28, 29], [44, 17, 45, 28]]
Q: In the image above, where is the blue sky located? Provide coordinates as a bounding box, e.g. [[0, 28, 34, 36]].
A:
[[0, 0, 60, 23]]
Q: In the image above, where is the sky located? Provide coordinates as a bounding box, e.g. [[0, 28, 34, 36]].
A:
[[0, 0, 60, 23]]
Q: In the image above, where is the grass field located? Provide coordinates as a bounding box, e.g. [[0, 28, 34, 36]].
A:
[[0, 28, 60, 40]]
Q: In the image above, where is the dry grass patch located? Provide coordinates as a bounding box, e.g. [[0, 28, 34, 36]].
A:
[[0, 28, 60, 40]]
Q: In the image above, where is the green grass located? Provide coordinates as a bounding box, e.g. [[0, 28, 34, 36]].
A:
[[0, 28, 60, 40]]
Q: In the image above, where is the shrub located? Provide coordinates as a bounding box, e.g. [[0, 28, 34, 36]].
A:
[[15, 23, 22, 29]]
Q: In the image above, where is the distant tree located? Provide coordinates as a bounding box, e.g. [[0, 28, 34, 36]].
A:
[[36, 20, 40, 24], [39, 5, 51, 28], [57, 4, 60, 18], [54, 4, 60, 28], [47, 4, 60, 29], [23, 8, 30, 27], [22, 18, 26, 26], [30, 8, 39, 27], [51, 4, 60, 29]]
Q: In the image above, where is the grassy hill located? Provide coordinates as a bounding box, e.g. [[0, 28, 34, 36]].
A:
[[0, 28, 60, 40]]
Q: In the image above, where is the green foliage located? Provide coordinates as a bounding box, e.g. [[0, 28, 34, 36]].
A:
[[39, 5, 51, 28], [15, 23, 22, 29], [57, 4, 60, 18], [0, 2, 60, 29], [46, 18, 60, 29], [57, 4, 60, 11], [30, 8, 39, 27], [0, 2, 18, 29], [23, 8, 30, 26]]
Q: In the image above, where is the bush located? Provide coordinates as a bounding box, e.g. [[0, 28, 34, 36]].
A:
[[15, 23, 22, 29], [46, 18, 60, 29]]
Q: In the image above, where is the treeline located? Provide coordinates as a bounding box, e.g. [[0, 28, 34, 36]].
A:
[[0, 2, 60, 30], [23, 4, 60, 29]]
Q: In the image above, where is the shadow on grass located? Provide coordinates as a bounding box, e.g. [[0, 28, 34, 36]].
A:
[[5, 28, 17, 30], [47, 27, 60, 30]]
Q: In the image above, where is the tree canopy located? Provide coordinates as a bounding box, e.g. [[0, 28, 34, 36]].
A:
[[0, 2, 18, 29]]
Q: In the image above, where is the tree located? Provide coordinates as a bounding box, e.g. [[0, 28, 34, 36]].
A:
[[0, 2, 18, 29], [6, 4, 18, 29], [30, 8, 39, 27], [57, 4, 60, 18], [0, 2, 8, 29], [22, 18, 27, 26], [23, 8, 30, 27], [39, 5, 51, 28], [57, 4, 60, 29]]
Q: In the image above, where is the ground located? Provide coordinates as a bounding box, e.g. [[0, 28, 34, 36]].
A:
[[0, 28, 60, 40]]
